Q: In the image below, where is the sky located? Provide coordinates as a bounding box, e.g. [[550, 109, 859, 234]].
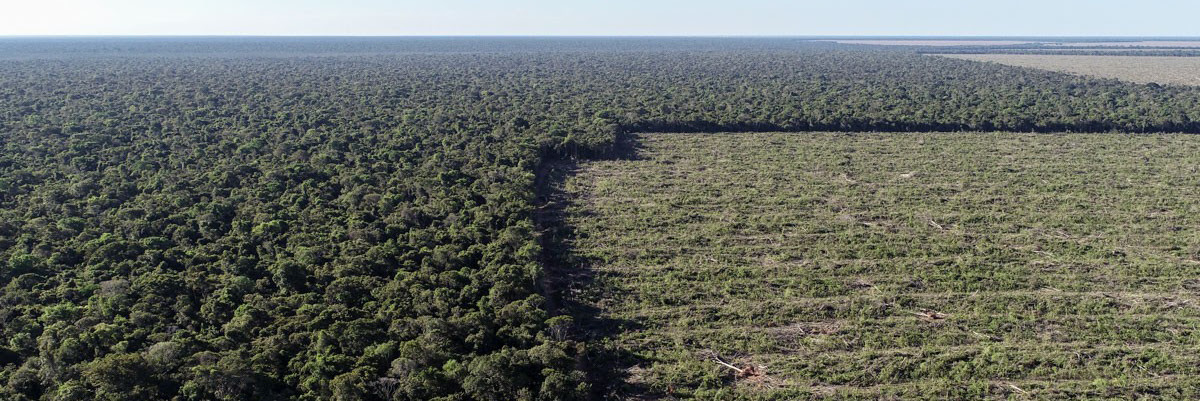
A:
[[2, 0, 1199, 37]]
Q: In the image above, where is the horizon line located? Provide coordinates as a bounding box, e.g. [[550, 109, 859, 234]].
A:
[[4, 34, 1200, 39]]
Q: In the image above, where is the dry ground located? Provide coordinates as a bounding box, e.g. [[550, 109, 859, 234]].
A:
[[822, 40, 1200, 48], [818, 40, 1032, 46], [938, 54, 1200, 86], [1047, 41, 1200, 48]]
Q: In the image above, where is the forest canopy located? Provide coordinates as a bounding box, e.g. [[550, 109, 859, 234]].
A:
[[3, 38, 1200, 400]]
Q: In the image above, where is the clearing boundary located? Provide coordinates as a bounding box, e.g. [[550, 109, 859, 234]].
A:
[[557, 132, 1200, 399]]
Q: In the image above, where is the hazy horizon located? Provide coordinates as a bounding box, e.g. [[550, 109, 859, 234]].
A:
[[4, 0, 1199, 37], [4, 35, 1200, 39]]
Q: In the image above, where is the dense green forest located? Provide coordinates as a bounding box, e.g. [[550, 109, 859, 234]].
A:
[[3, 38, 1200, 400]]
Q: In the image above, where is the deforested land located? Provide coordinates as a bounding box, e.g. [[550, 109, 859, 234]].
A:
[[939, 54, 1200, 86], [564, 132, 1200, 399]]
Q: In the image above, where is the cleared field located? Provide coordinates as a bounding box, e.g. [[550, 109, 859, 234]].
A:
[[939, 54, 1200, 86], [821, 40, 1200, 48], [564, 132, 1200, 399], [1048, 41, 1200, 48], [1021, 48, 1188, 52], [819, 40, 1031, 46]]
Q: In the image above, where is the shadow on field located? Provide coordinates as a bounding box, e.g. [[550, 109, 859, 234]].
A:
[[535, 134, 655, 399]]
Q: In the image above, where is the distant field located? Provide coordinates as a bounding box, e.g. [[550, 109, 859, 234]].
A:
[[820, 40, 1032, 46], [1048, 41, 1200, 48], [1023, 48, 1183, 52], [939, 54, 1200, 86], [566, 132, 1200, 399], [823, 40, 1200, 48]]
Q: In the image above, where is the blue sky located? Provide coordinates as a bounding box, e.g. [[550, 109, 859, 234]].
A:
[[3, 0, 1199, 36]]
